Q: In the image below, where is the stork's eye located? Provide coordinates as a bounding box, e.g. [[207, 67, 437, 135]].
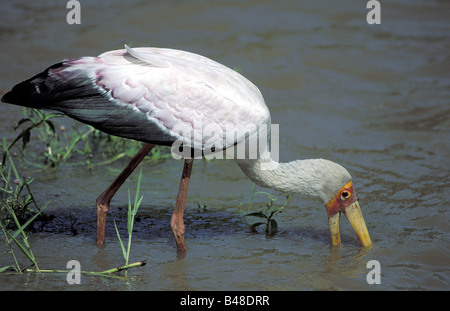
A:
[[341, 190, 351, 200]]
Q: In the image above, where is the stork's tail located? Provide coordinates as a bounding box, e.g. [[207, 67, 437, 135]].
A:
[[1, 59, 99, 112], [1, 63, 67, 109]]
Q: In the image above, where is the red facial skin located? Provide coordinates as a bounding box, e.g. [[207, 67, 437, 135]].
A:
[[325, 181, 358, 218]]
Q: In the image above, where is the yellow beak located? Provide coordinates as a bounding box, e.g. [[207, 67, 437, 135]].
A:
[[329, 200, 372, 247]]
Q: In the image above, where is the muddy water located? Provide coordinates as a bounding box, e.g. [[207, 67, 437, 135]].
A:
[[0, 0, 449, 291]]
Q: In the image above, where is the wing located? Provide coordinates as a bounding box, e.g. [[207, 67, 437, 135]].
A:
[[2, 46, 271, 151]]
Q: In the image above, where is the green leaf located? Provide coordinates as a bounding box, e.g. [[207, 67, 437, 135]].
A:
[[245, 212, 268, 219], [267, 219, 278, 236], [43, 113, 65, 120], [44, 120, 56, 135], [14, 118, 32, 130], [268, 206, 284, 220], [250, 222, 265, 232], [0, 266, 13, 273]]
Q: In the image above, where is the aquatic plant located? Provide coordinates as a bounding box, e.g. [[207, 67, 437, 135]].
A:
[[114, 167, 144, 267], [0, 143, 44, 272], [1, 108, 62, 167], [10, 108, 171, 169], [0, 151, 145, 275], [0, 109, 151, 275], [240, 184, 291, 236]]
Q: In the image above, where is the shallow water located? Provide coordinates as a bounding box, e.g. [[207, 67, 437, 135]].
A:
[[0, 0, 449, 291]]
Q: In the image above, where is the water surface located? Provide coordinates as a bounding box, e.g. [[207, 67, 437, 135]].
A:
[[0, 0, 449, 290]]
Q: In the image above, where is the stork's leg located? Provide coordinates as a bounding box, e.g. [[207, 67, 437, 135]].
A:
[[171, 159, 194, 252], [96, 143, 155, 246]]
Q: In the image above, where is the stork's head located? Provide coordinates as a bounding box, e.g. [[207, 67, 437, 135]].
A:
[[324, 180, 372, 247], [314, 161, 372, 247], [272, 158, 373, 247]]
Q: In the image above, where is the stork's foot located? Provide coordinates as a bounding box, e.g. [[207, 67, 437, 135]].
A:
[[170, 159, 193, 253], [96, 195, 109, 247], [171, 217, 187, 252]]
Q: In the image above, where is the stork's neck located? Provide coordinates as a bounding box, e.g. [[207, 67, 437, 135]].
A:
[[234, 151, 352, 203], [234, 155, 324, 200]]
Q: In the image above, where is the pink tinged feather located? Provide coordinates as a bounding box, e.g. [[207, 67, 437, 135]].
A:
[[69, 46, 270, 150], [125, 76, 141, 88], [113, 84, 147, 104], [134, 98, 152, 113], [152, 108, 173, 124]]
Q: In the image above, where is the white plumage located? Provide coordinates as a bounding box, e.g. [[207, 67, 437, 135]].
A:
[[94, 46, 270, 151]]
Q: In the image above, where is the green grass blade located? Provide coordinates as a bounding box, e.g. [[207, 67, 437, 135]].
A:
[[100, 261, 146, 274], [134, 168, 142, 210], [6, 231, 37, 268], [10, 209, 44, 240], [114, 219, 127, 261], [0, 266, 14, 273]]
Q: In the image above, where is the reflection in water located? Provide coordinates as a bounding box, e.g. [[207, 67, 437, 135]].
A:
[[164, 258, 191, 291]]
